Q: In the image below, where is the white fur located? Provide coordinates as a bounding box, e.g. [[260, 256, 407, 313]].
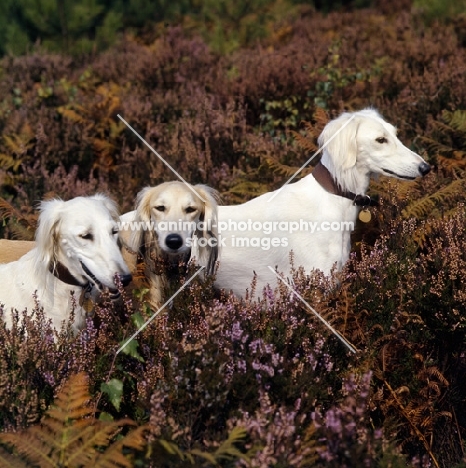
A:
[[119, 181, 219, 308], [0, 194, 132, 332], [213, 108, 431, 297]]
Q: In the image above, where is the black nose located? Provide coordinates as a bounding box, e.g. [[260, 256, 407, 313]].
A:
[[118, 273, 132, 287], [419, 162, 431, 176], [165, 234, 183, 250]]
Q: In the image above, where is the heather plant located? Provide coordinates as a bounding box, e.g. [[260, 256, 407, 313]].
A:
[[3, 4, 466, 467], [311, 371, 385, 467], [341, 208, 466, 466]]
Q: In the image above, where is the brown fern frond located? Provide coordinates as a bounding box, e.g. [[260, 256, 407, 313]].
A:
[[0, 198, 37, 237], [301, 120, 317, 135], [8, 222, 35, 240], [157, 426, 247, 466], [291, 129, 319, 155], [47, 372, 92, 422], [436, 154, 466, 171], [223, 180, 269, 203], [411, 220, 434, 248], [90, 424, 148, 468], [0, 197, 24, 222], [401, 178, 466, 220], [3, 124, 34, 156], [290, 109, 329, 156], [382, 379, 440, 468], [93, 138, 115, 156], [0, 372, 148, 467], [0, 446, 30, 468], [429, 119, 456, 136], [373, 387, 384, 402], [418, 366, 449, 388], [313, 107, 329, 133], [296, 423, 322, 466], [420, 382, 441, 399], [57, 107, 87, 124], [419, 136, 455, 156], [262, 155, 313, 179]]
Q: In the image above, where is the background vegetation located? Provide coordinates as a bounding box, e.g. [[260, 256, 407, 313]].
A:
[[1, 0, 466, 466]]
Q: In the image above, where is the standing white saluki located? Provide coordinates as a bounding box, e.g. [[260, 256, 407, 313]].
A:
[[0, 194, 132, 333], [214, 108, 431, 297]]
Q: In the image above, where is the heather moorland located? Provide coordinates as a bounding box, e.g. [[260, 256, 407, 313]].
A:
[[1, 0, 466, 466]]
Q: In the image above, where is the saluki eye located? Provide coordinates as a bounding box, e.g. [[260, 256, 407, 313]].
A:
[[155, 206, 165, 212], [376, 137, 388, 144], [185, 206, 197, 214], [112, 228, 118, 236], [80, 233, 94, 241]]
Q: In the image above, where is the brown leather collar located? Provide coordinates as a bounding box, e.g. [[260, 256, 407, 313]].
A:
[[49, 262, 89, 288], [312, 162, 379, 207]]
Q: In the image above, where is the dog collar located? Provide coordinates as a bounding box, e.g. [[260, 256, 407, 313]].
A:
[[49, 262, 90, 289], [312, 162, 379, 207]]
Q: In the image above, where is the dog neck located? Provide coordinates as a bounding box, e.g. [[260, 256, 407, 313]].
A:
[[312, 162, 379, 207], [49, 262, 89, 289]]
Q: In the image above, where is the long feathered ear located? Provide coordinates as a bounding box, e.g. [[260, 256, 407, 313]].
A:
[[90, 193, 120, 221], [130, 187, 156, 256], [192, 184, 220, 275], [34, 198, 64, 270], [318, 112, 359, 170]]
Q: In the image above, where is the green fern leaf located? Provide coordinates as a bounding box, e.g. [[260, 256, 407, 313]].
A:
[[212, 426, 248, 462], [442, 109, 466, 132], [0, 153, 22, 172], [158, 439, 193, 462]]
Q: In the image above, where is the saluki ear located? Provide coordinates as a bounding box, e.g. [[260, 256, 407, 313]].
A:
[[90, 193, 120, 221], [130, 187, 156, 255], [193, 184, 220, 275], [34, 198, 64, 269], [318, 113, 359, 170]]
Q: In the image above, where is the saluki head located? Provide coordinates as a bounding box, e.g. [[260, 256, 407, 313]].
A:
[[34, 194, 132, 293], [131, 181, 220, 274], [318, 108, 431, 194]]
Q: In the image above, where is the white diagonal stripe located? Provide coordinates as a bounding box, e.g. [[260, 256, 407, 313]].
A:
[[268, 266, 357, 353], [117, 114, 207, 203], [267, 114, 355, 202], [116, 266, 205, 355]]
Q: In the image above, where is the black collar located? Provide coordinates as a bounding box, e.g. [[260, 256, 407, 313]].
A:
[[312, 162, 379, 207], [49, 262, 89, 288]]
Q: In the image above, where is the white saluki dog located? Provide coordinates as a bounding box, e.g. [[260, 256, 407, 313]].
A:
[[214, 108, 431, 298], [119, 181, 219, 308], [0, 194, 132, 333]]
